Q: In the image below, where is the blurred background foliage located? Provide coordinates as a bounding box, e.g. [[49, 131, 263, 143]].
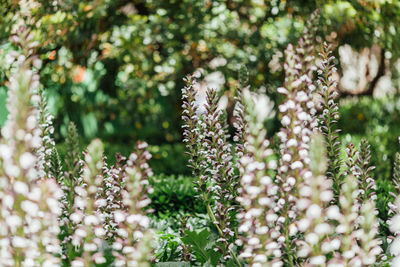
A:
[[2, 0, 400, 215]]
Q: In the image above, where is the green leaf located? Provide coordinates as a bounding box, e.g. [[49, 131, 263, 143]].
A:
[[181, 228, 221, 266]]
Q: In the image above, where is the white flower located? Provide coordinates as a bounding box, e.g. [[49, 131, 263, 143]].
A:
[[0, 144, 12, 159], [258, 197, 271, 206], [242, 174, 253, 184], [6, 215, 22, 228], [248, 237, 260, 245], [14, 181, 29, 195], [20, 152, 36, 169], [343, 250, 355, 259], [299, 149, 308, 158], [289, 223, 298, 236], [310, 255, 325, 265], [390, 215, 400, 233], [326, 206, 341, 220], [254, 254, 267, 262], [84, 243, 97, 252], [390, 238, 400, 256], [71, 260, 85, 267], [286, 139, 298, 147], [247, 186, 261, 195], [277, 87, 288, 94], [5, 164, 20, 178], [287, 177, 296, 187], [84, 215, 99, 226], [21, 200, 39, 216], [291, 161, 303, 170], [260, 176, 272, 185], [306, 204, 321, 219], [298, 218, 310, 232], [315, 223, 331, 235], [266, 213, 278, 223], [330, 239, 341, 250], [114, 211, 126, 223], [298, 112, 309, 121], [268, 160, 277, 169], [281, 115, 291, 126], [321, 241, 332, 253], [12, 236, 28, 248], [305, 233, 319, 245], [256, 226, 268, 235], [112, 242, 123, 250], [139, 216, 150, 228], [95, 198, 107, 208], [133, 230, 144, 240], [95, 227, 106, 237], [296, 91, 308, 102], [94, 257, 106, 264], [392, 257, 400, 267]]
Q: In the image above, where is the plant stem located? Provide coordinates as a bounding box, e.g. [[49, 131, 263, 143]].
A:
[[204, 197, 242, 267]]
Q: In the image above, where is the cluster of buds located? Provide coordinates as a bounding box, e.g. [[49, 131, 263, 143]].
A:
[[181, 75, 209, 198], [333, 175, 365, 265], [236, 89, 281, 267], [112, 141, 154, 266], [0, 26, 62, 266], [344, 143, 358, 176], [181, 73, 241, 264], [357, 199, 381, 264], [203, 88, 237, 260], [355, 139, 377, 203], [65, 138, 154, 266], [233, 65, 249, 158], [275, 37, 317, 265], [338, 141, 381, 265], [101, 153, 126, 240], [237, 9, 383, 266], [62, 137, 152, 266], [70, 139, 107, 266], [36, 88, 56, 178], [58, 122, 83, 263], [295, 134, 336, 266], [316, 41, 342, 199], [344, 140, 378, 217]]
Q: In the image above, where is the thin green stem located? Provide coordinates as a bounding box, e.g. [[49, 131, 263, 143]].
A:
[[203, 194, 242, 267]]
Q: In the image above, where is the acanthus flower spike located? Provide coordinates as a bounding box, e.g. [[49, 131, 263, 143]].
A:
[[316, 41, 342, 201], [237, 88, 281, 267], [0, 26, 62, 266]]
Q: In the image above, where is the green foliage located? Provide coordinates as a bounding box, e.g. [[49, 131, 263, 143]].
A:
[[3, 1, 399, 144], [105, 143, 189, 175], [181, 228, 221, 266], [154, 232, 182, 263], [338, 97, 400, 234], [148, 175, 205, 216]]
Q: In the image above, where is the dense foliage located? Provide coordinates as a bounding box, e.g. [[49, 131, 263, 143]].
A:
[[2, 0, 400, 144]]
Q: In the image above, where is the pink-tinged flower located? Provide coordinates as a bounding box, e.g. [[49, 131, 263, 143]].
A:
[[237, 88, 282, 266], [274, 11, 320, 264], [111, 141, 154, 266], [0, 26, 61, 266]]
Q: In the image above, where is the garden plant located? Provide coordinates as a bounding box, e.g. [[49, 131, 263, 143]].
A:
[[2, 3, 400, 267]]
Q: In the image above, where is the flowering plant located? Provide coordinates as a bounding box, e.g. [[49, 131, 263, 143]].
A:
[[2, 9, 400, 267]]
